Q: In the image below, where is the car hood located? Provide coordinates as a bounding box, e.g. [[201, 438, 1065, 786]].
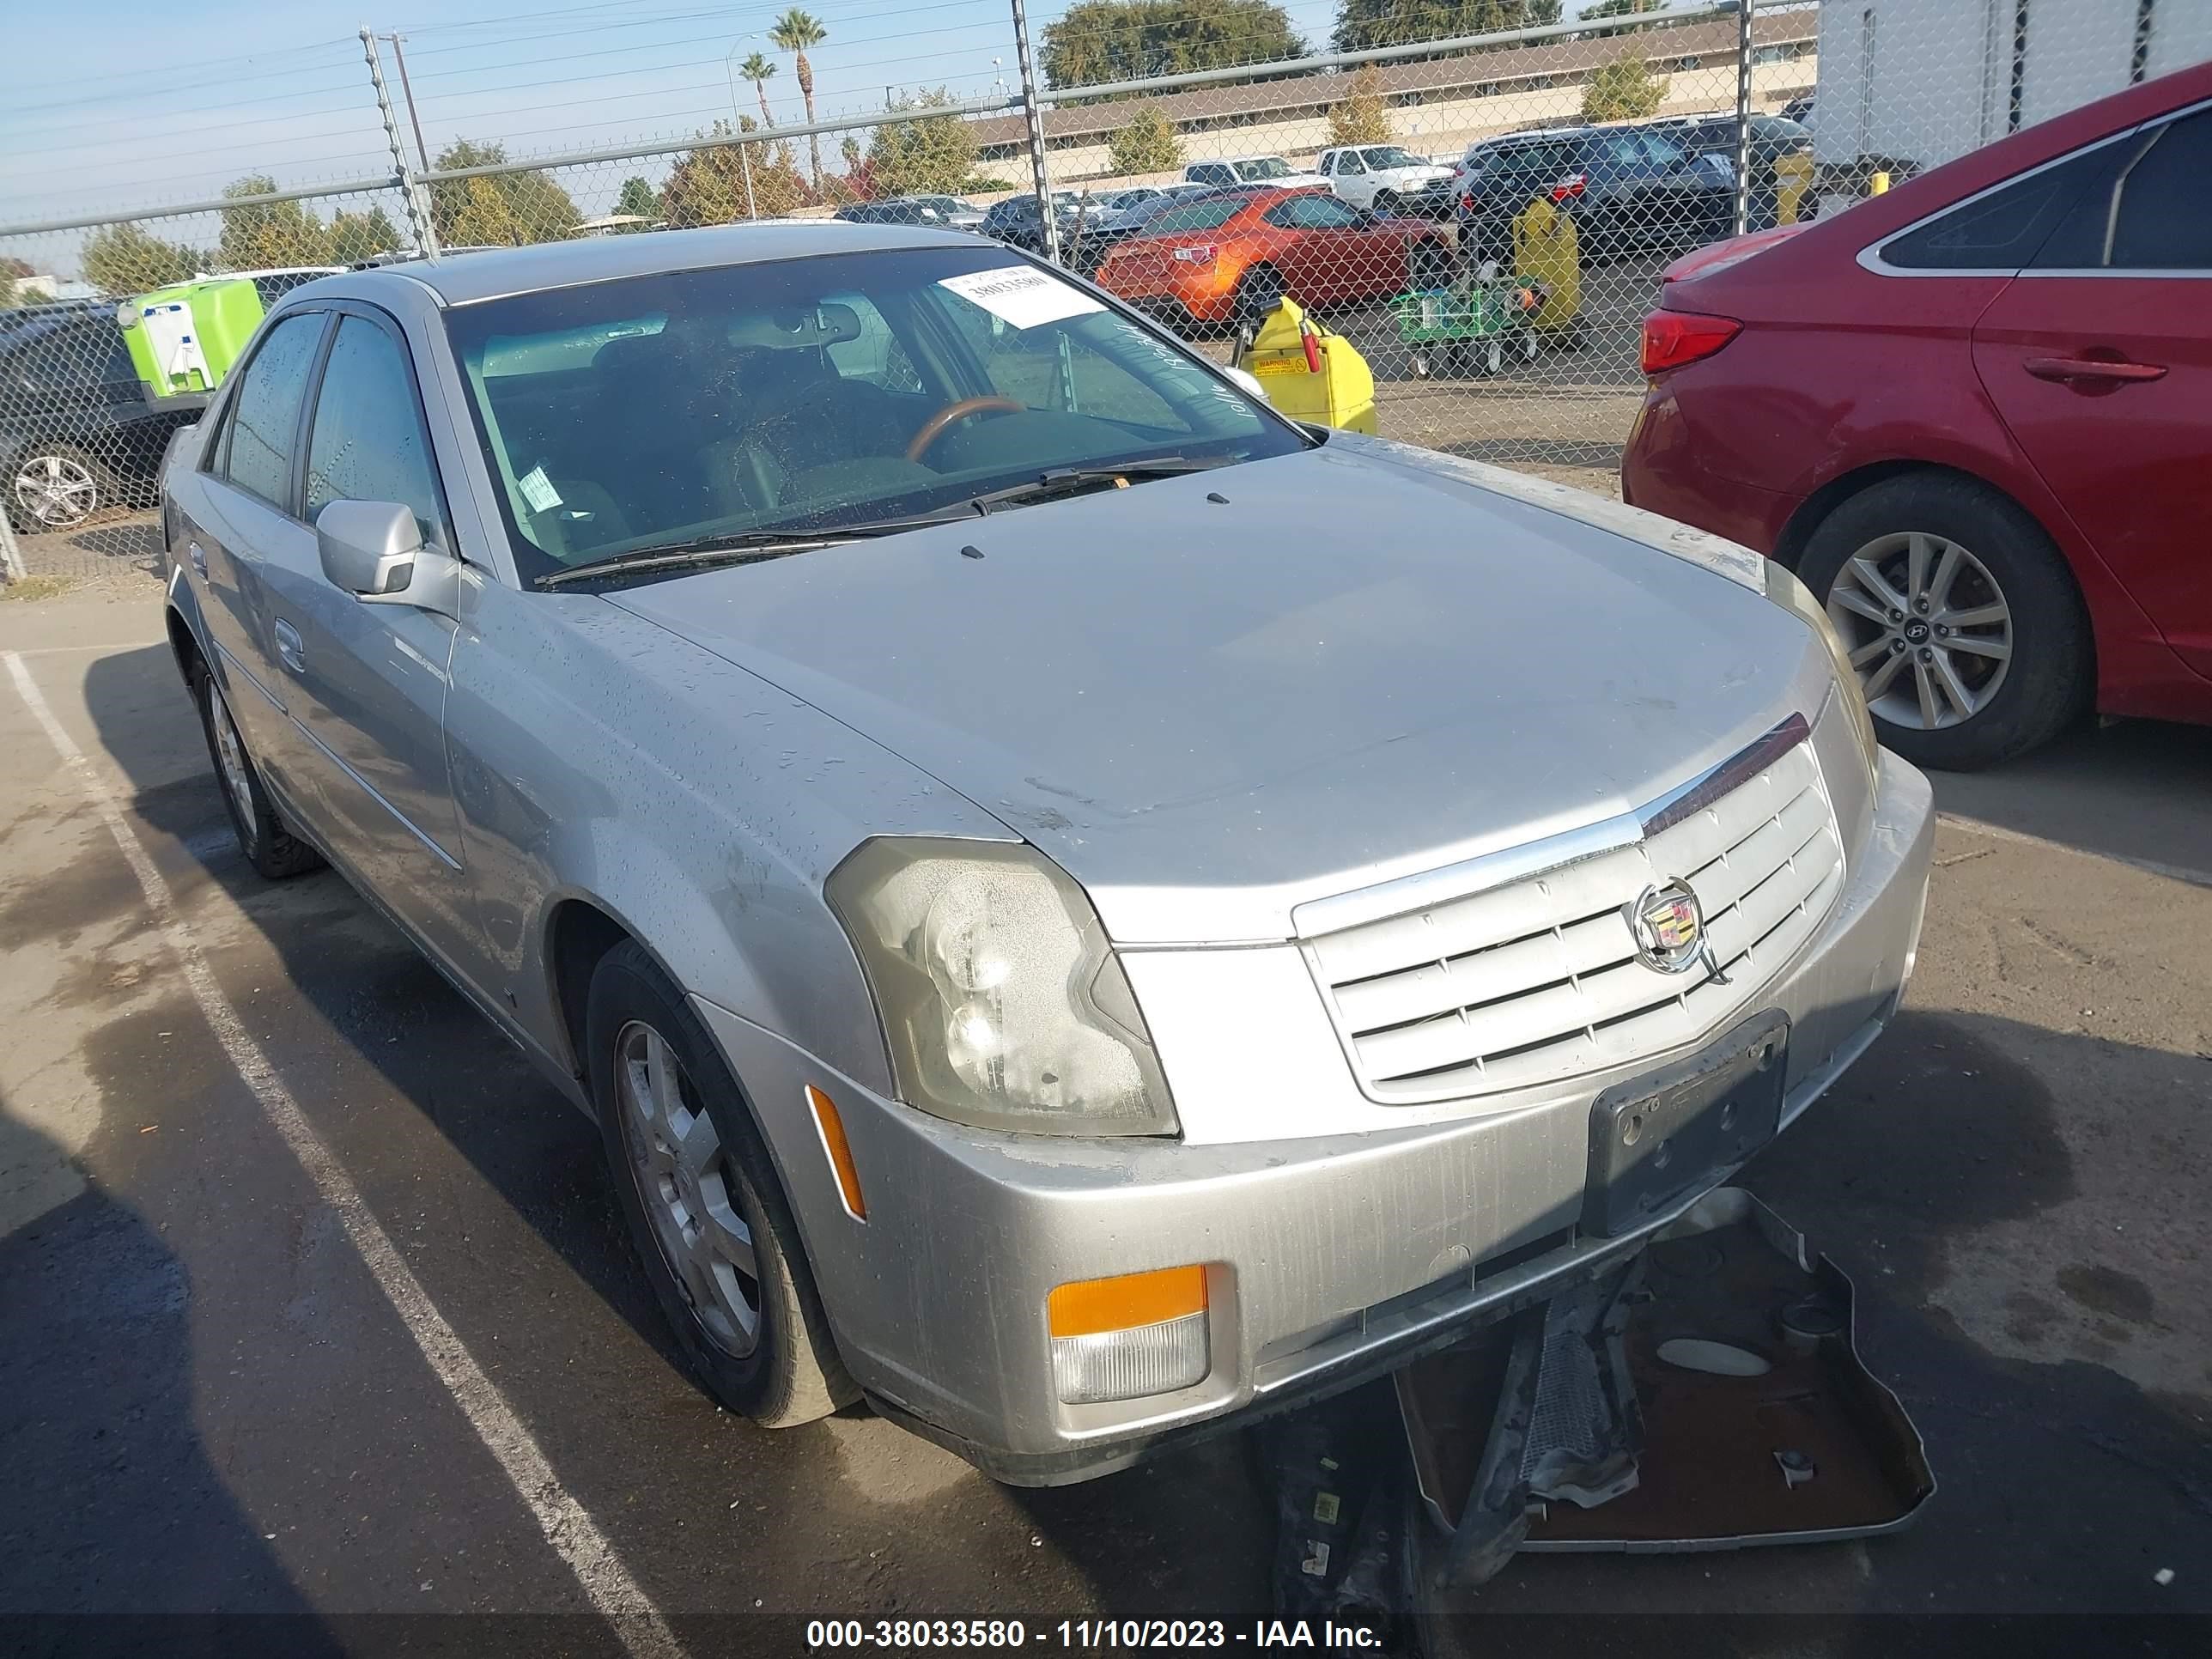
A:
[[610, 439, 1827, 943]]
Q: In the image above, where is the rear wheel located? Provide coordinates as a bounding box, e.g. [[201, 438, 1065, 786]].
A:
[[588, 941, 857, 1427], [1798, 474, 2091, 770], [1235, 263, 1284, 325], [193, 665, 324, 879]]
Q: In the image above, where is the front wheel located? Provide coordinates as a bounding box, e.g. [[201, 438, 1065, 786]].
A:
[[587, 941, 857, 1426], [1797, 474, 2091, 770], [9, 441, 115, 532]]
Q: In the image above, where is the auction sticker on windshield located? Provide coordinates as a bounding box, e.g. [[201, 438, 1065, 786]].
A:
[[939, 267, 1103, 329]]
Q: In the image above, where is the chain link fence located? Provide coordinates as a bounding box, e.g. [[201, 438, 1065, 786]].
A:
[[3, 0, 2204, 586]]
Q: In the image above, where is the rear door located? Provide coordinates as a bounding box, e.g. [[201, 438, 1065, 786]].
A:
[[173, 308, 331, 770], [1972, 106, 2212, 681]]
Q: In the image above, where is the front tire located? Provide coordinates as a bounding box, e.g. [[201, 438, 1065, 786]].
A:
[[193, 664, 323, 879], [1797, 473, 2091, 770], [587, 941, 856, 1427], [9, 441, 115, 532]]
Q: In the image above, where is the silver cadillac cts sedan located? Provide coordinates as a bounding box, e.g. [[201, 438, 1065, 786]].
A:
[[157, 222, 1932, 1484]]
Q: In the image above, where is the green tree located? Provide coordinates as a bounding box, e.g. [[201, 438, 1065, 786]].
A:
[[738, 51, 778, 129], [329, 205, 403, 263], [1326, 64, 1394, 145], [79, 223, 204, 293], [866, 90, 978, 197], [614, 176, 663, 226], [1107, 103, 1183, 173], [1580, 49, 1668, 121], [769, 9, 829, 190], [662, 120, 810, 225], [1331, 0, 1559, 54], [429, 140, 582, 246], [216, 174, 333, 270], [1042, 0, 1304, 90]]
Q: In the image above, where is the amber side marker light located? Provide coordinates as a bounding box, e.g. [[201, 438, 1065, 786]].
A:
[[1047, 1266, 1210, 1406], [804, 1085, 866, 1221]]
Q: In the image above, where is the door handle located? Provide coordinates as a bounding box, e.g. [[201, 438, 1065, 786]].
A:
[[2023, 356, 2167, 386], [187, 541, 207, 579], [273, 620, 305, 674]]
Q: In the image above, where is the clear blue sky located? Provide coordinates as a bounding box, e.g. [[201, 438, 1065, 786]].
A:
[[0, 0, 1638, 246]]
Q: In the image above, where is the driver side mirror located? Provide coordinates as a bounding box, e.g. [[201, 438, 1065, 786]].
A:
[[316, 499, 459, 617]]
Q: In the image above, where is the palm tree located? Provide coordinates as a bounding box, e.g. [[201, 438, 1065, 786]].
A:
[[738, 52, 777, 128], [769, 9, 828, 191]]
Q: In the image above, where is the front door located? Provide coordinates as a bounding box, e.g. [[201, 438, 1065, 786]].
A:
[[1971, 106, 2212, 682], [256, 307, 476, 958]]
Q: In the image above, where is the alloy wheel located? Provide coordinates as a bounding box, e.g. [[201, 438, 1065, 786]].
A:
[[1827, 531, 2013, 731], [614, 1020, 762, 1358], [207, 682, 259, 853], [13, 453, 98, 529]]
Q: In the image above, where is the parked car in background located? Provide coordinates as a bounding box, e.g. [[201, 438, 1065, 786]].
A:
[[1623, 63, 2212, 769], [1454, 125, 1734, 262], [1650, 113, 1814, 230], [1184, 155, 1331, 191], [3, 301, 201, 532], [1317, 144, 1457, 217], [838, 196, 984, 231], [979, 191, 1085, 253], [158, 220, 1930, 1486], [1779, 94, 1814, 127], [1069, 184, 1217, 274], [1096, 185, 1449, 330]]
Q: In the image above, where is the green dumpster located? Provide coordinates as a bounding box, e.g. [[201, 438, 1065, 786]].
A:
[[118, 277, 266, 402]]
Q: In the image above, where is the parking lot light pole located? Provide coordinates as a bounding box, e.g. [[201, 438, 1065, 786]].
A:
[[1733, 1, 1754, 237], [1010, 0, 1061, 265]]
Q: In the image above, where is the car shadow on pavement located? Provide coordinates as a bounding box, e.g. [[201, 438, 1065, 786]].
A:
[[1929, 716, 2212, 887], [71, 643, 2212, 1631], [0, 1103, 343, 1657]]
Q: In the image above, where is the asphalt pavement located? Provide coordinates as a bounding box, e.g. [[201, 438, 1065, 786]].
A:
[[2, 586, 2208, 1659]]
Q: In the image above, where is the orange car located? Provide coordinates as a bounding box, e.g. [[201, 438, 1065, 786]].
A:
[[1094, 185, 1449, 330]]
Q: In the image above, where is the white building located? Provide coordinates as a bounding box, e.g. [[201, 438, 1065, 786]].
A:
[[1812, 0, 2212, 169]]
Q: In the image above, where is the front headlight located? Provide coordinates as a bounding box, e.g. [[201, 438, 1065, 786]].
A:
[[826, 839, 1177, 1137], [1765, 560, 1880, 785]]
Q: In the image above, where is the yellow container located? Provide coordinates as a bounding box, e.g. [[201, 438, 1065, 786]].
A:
[[1775, 152, 1814, 225], [1511, 197, 1581, 337], [1239, 297, 1376, 434]]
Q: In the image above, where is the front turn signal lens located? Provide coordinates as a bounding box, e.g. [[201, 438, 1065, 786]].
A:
[[805, 1085, 866, 1221], [1048, 1266, 1210, 1405]]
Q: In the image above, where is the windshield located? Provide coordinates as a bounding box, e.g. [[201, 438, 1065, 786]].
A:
[[1235, 158, 1292, 180], [1361, 148, 1425, 169], [445, 245, 1304, 582]]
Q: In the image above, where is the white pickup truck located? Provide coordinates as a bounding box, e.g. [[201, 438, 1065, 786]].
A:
[[1316, 144, 1458, 216], [1182, 155, 1331, 191]]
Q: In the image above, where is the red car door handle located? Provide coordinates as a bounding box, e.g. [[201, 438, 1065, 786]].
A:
[[2023, 356, 2167, 385]]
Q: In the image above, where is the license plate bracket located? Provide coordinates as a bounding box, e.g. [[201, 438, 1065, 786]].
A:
[[1582, 1011, 1788, 1238]]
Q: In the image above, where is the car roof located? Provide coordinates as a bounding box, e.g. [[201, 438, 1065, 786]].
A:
[[307, 219, 982, 307]]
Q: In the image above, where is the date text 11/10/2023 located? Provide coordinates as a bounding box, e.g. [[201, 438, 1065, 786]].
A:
[[805, 1619, 1385, 1650]]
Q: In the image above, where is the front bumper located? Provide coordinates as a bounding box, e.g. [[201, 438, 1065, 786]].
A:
[[696, 751, 1933, 1486]]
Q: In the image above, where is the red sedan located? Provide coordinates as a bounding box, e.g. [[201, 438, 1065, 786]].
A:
[[1623, 64, 2212, 769], [1095, 186, 1446, 329]]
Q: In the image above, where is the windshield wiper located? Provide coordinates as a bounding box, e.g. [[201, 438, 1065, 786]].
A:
[[536, 507, 981, 588], [969, 456, 1232, 514]]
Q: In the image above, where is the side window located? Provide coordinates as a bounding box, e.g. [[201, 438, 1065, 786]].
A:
[[303, 315, 445, 545], [2106, 110, 2212, 270], [1266, 195, 1361, 229], [1885, 139, 2129, 270], [222, 311, 327, 513], [823, 293, 924, 393], [1340, 153, 1368, 175]]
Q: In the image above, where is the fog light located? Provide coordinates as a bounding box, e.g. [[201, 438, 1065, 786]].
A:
[[1048, 1266, 1209, 1405]]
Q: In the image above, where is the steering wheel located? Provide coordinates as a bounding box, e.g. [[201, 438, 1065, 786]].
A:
[[905, 396, 1024, 463]]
